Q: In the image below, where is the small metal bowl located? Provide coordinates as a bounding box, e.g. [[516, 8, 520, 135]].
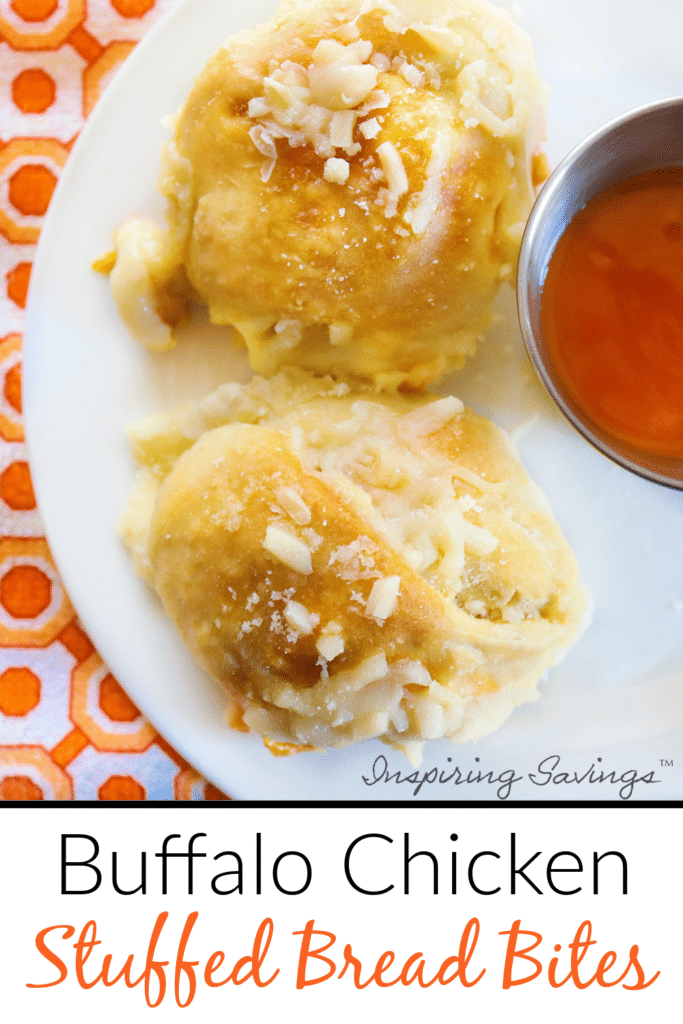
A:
[[517, 96, 683, 490]]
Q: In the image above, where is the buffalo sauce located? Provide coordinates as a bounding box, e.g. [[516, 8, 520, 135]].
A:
[[541, 167, 683, 459]]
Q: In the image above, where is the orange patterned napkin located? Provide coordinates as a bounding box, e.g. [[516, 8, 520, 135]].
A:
[[0, 0, 228, 800]]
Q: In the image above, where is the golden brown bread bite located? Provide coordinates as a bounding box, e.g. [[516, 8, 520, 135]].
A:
[[120, 373, 587, 762], [110, 0, 547, 388]]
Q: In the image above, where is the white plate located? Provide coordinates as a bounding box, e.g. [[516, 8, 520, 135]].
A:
[[24, 0, 683, 801]]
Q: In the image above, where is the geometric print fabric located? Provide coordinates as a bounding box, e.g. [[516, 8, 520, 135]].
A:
[[0, 0, 229, 800]]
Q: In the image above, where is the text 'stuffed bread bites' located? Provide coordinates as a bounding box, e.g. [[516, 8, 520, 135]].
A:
[[120, 373, 587, 762], [110, 0, 547, 388]]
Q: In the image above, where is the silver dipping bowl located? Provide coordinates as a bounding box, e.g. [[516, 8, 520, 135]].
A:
[[517, 96, 683, 490]]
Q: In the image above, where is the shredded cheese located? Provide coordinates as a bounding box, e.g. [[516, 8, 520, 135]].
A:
[[263, 525, 313, 574]]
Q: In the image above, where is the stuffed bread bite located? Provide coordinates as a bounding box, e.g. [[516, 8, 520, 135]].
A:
[[109, 0, 547, 389], [120, 372, 587, 763]]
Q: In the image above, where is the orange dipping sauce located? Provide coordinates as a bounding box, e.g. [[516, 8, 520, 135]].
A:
[[541, 167, 683, 459]]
